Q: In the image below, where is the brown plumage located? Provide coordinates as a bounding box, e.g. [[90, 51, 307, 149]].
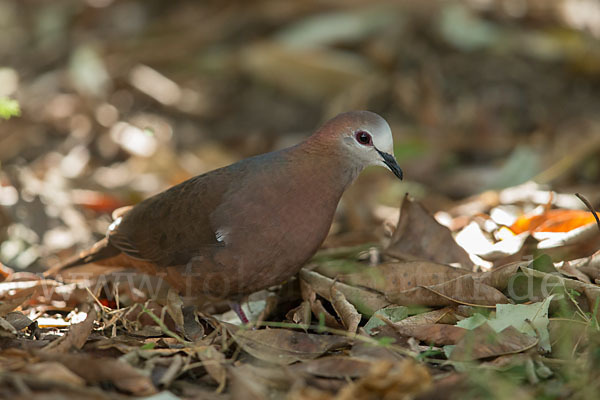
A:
[[50, 111, 403, 304]]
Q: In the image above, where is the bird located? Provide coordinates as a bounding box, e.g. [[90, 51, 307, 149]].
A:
[[50, 111, 403, 323]]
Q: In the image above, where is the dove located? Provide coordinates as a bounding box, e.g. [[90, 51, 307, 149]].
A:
[[51, 111, 403, 322]]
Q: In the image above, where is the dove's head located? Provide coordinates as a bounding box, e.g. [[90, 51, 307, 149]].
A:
[[313, 110, 403, 180]]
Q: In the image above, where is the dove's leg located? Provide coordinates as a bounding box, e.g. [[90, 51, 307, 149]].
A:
[[229, 302, 249, 325]]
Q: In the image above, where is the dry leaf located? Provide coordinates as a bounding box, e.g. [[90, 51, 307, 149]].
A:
[[300, 279, 343, 329], [450, 324, 538, 361], [0, 263, 13, 282], [4, 311, 33, 331], [196, 345, 227, 389], [286, 300, 312, 326], [336, 359, 431, 400], [0, 316, 16, 337], [510, 209, 600, 234], [44, 303, 97, 353], [166, 288, 184, 328], [559, 261, 592, 283], [388, 274, 509, 307], [0, 291, 32, 317], [230, 363, 297, 400], [23, 361, 86, 386], [156, 354, 184, 388], [300, 269, 389, 316], [476, 261, 525, 290], [37, 352, 157, 396], [289, 356, 374, 379], [386, 195, 473, 268], [229, 325, 350, 365], [330, 286, 361, 333], [339, 261, 468, 295], [182, 305, 204, 341], [387, 322, 466, 346], [393, 307, 458, 326]]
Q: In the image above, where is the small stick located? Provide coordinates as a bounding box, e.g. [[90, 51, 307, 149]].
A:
[[575, 193, 600, 232]]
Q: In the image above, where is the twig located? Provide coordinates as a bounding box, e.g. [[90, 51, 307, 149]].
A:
[[141, 305, 187, 344], [575, 193, 600, 232]]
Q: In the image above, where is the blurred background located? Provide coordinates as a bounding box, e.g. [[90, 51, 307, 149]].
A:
[[1, 0, 600, 272]]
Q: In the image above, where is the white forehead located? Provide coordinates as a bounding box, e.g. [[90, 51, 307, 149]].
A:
[[351, 111, 394, 154], [367, 115, 393, 153]]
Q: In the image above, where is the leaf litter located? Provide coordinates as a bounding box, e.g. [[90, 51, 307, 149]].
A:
[[2, 1, 600, 399], [1, 175, 599, 399]]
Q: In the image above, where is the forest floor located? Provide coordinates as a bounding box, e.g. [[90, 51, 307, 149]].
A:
[[1, 1, 600, 399]]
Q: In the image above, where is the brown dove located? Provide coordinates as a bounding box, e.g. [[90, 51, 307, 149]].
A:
[[52, 111, 403, 321]]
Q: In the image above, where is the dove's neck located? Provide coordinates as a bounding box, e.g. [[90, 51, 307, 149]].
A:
[[289, 140, 363, 193]]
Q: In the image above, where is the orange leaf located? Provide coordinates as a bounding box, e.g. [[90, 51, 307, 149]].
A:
[[510, 209, 600, 234], [71, 189, 124, 213]]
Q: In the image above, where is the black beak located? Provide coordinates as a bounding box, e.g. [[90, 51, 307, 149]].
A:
[[376, 148, 403, 180]]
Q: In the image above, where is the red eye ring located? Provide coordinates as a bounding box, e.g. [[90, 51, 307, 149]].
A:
[[355, 131, 372, 146]]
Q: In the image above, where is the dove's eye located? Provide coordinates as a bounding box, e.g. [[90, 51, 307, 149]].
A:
[[355, 131, 372, 146]]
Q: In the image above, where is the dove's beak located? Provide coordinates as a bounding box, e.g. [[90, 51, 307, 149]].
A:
[[376, 148, 403, 180]]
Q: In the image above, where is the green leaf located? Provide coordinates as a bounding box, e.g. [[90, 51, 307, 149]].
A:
[[443, 344, 455, 358], [376, 336, 395, 346], [488, 296, 554, 352], [456, 313, 488, 330], [0, 97, 20, 120], [417, 347, 445, 361], [364, 306, 409, 335], [530, 254, 558, 274], [453, 296, 554, 352]]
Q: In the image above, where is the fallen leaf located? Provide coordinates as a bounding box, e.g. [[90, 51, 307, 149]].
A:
[[182, 305, 204, 341], [36, 352, 157, 396], [335, 359, 431, 400], [364, 306, 409, 335], [476, 261, 525, 290], [534, 222, 600, 249], [285, 300, 312, 326], [0, 316, 16, 337], [156, 354, 184, 389], [388, 274, 509, 307], [165, 288, 184, 328], [228, 325, 350, 365], [330, 286, 361, 333], [456, 296, 553, 352], [558, 261, 592, 283], [290, 356, 374, 379], [386, 322, 467, 346], [300, 279, 342, 329], [518, 266, 600, 309], [4, 311, 33, 331], [44, 303, 97, 353], [455, 221, 529, 260], [392, 307, 458, 326], [510, 209, 600, 234], [488, 296, 554, 352], [23, 361, 86, 387], [450, 324, 538, 361], [0, 263, 13, 282], [300, 269, 389, 316], [386, 195, 474, 268], [71, 189, 124, 214], [338, 261, 468, 295], [196, 345, 227, 390], [0, 291, 32, 317], [230, 362, 297, 400]]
